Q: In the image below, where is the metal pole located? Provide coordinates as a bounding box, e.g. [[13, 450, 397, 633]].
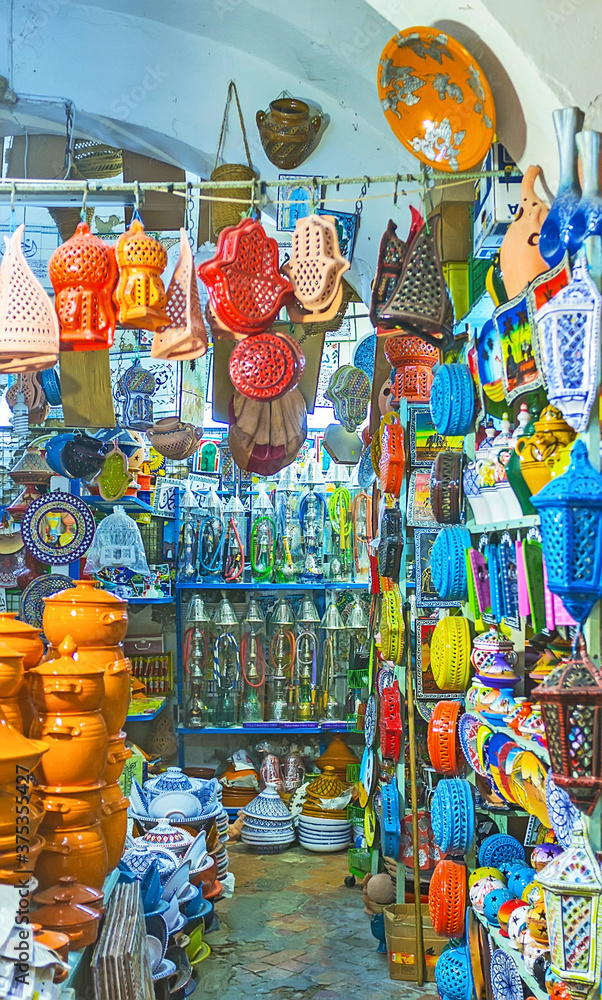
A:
[[404, 600, 425, 986]]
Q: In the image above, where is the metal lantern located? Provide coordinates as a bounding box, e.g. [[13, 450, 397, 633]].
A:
[[295, 596, 321, 721], [536, 819, 602, 999], [240, 598, 266, 723], [320, 601, 347, 721], [531, 440, 602, 625], [533, 635, 602, 814], [176, 484, 201, 582]]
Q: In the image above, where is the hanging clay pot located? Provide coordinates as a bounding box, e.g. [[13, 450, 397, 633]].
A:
[[0, 225, 60, 373], [256, 98, 323, 169], [499, 165, 550, 300], [151, 229, 208, 361]]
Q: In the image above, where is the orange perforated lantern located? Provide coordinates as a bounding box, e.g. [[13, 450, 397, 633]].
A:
[[114, 219, 169, 331], [384, 334, 439, 403], [429, 860, 467, 937], [49, 223, 117, 351], [379, 414, 405, 496], [427, 700, 463, 775]]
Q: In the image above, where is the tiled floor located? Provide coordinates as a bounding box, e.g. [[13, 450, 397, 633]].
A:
[[193, 844, 438, 999]]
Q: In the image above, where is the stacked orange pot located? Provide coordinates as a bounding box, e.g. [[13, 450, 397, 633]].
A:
[[42, 581, 132, 873], [0, 612, 45, 733], [0, 710, 48, 883]]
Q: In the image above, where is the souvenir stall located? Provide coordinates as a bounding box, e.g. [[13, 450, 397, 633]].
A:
[[0, 14, 600, 1000]]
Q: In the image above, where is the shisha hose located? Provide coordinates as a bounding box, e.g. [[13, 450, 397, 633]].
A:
[[223, 517, 245, 582], [328, 487, 352, 553], [214, 632, 240, 689], [198, 516, 225, 574], [241, 631, 266, 688], [250, 515, 276, 581], [321, 635, 334, 714], [183, 626, 208, 676], [352, 491, 372, 572]]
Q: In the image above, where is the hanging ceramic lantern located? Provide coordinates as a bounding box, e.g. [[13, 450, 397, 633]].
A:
[[370, 209, 423, 328], [114, 219, 170, 331], [531, 441, 602, 626], [536, 819, 602, 997], [384, 334, 440, 403], [534, 256, 601, 433], [48, 222, 117, 350], [151, 228, 208, 361], [198, 219, 292, 336], [429, 363, 475, 436], [532, 636, 602, 815], [116, 362, 156, 431], [0, 225, 60, 373]]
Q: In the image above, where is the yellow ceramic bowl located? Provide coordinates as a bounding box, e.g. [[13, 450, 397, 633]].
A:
[[468, 866, 505, 889]]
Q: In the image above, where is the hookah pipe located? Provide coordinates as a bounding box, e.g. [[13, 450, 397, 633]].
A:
[[223, 517, 245, 582], [182, 626, 209, 675], [299, 490, 326, 576], [328, 487, 352, 576], [296, 628, 318, 715], [352, 491, 372, 573], [214, 632, 240, 698], [269, 628, 296, 709], [321, 636, 335, 717], [241, 630, 266, 688], [250, 514, 276, 581], [198, 514, 225, 575]]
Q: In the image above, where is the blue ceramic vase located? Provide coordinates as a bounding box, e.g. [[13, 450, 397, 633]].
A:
[[567, 129, 602, 252], [539, 107, 584, 266]]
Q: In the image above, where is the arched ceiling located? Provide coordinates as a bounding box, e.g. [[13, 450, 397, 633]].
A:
[[2, 0, 602, 298]]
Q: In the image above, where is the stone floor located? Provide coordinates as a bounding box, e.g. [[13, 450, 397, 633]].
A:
[[192, 844, 438, 999]]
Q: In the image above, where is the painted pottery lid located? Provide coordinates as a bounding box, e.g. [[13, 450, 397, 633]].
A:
[[243, 784, 291, 821], [306, 766, 348, 800], [472, 628, 515, 653], [533, 405, 573, 436], [43, 579, 127, 607], [143, 822, 195, 850], [33, 876, 104, 910], [0, 708, 48, 763], [34, 898, 99, 929], [0, 641, 23, 662], [144, 767, 203, 797], [30, 635, 105, 677], [316, 736, 359, 773]]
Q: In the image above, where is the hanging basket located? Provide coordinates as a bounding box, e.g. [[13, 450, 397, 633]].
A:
[[210, 82, 258, 235]]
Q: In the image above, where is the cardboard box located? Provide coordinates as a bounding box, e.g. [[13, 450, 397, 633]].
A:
[[432, 203, 472, 261], [384, 903, 445, 983], [473, 142, 522, 258]]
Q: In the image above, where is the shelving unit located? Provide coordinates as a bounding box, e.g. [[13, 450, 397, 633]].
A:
[[474, 911, 547, 1000], [126, 697, 168, 722]]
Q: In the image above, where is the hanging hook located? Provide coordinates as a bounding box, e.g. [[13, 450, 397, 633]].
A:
[[131, 181, 143, 224], [393, 174, 400, 206], [80, 180, 89, 222]]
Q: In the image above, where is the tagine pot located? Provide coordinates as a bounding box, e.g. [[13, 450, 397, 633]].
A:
[[103, 730, 132, 783], [0, 613, 44, 668], [38, 784, 103, 831], [33, 896, 101, 950], [30, 709, 108, 787], [29, 637, 105, 715], [0, 694, 22, 731], [0, 707, 48, 784], [0, 643, 24, 698], [256, 98, 323, 170], [43, 580, 128, 649], [34, 818, 109, 891], [99, 780, 130, 871], [34, 875, 105, 916], [0, 781, 44, 840]]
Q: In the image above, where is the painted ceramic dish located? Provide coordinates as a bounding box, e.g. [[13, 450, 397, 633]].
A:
[[377, 27, 495, 173], [20, 575, 75, 630], [21, 492, 95, 566], [476, 319, 505, 402]]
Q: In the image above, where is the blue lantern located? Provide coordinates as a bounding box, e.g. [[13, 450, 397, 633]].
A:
[[429, 363, 475, 436], [430, 526, 471, 600], [531, 440, 602, 625]]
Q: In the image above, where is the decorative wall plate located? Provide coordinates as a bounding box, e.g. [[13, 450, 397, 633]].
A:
[[21, 491, 95, 566], [20, 574, 75, 629], [377, 27, 495, 172], [476, 319, 505, 403], [364, 694, 378, 747], [490, 949, 523, 1000]]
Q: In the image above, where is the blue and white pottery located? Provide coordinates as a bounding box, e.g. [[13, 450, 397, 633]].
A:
[[244, 784, 292, 821], [152, 957, 178, 983], [144, 767, 204, 798], [182, 830, 207, 870], [122, 839, 178, 884], [145, 913, 168, 959], [539, 107, 584, 267], [535, 254, 601, 433], [162, 859, 192, 902], [149, 791, 202, 820], [567, 130, 602, 252]]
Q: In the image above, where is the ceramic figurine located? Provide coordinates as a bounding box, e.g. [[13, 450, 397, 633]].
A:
[[500, 165, 550, 300]]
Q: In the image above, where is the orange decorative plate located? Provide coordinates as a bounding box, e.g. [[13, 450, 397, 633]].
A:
[[377, 27, 496, 172]]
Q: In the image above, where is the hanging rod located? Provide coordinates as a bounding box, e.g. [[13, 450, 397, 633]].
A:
[[0, 167, 520, 209]]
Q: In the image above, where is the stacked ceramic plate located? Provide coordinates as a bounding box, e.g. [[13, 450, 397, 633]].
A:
[[297, 815, 352, 853], [216, 809, 229, 842], [214, 844, 229, 879], [241, 785, 295, 853]]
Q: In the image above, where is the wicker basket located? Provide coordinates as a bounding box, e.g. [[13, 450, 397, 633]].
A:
[[210, 81, 257, 235]]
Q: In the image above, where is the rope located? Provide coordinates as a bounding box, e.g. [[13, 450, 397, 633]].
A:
[[214, 80, 253, 171]]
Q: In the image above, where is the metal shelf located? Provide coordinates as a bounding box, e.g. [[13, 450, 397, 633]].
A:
[[474, 911, 547, 1000], [126, 698, 168, 722], [177, 723, 356, 735], [176, 581, 367, 591], [467, 514, 540, 534], [83, 496, 157, 515], [126, 596, 173, 604]]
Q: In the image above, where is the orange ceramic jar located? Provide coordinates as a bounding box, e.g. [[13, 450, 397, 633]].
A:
[[34, 818, 108, 891], [0, 835, 45, 884], [0, 644, 24, 698], [45, 644, 131, 735], [99, 781, 129, 871], [29, 638, 105, 715], [103, 731, 132, 783], [38, 784, 103, 831], [30, 710, 108, 787], [0, 695, 22, 731], [0, 710, 48, 784], [43, 580, 128, 649], [0, 784, 44, 840], [0, 613, 44, 668]]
